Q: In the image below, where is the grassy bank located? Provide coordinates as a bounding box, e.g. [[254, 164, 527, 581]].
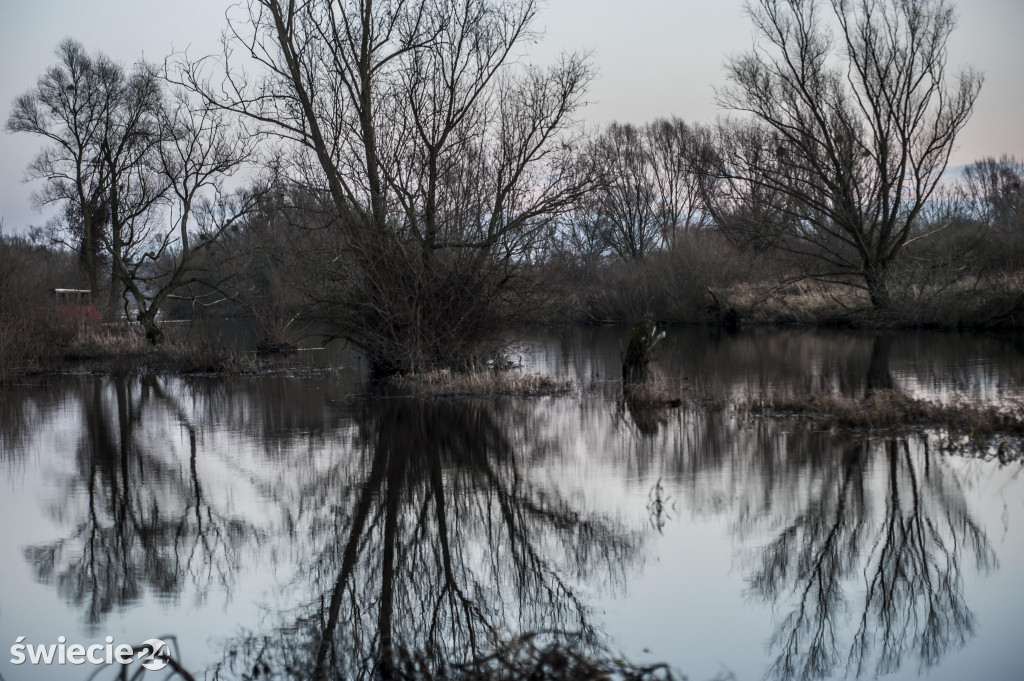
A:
[[380, 368, 574, 397], [563, 273, 1024, 330], [537, 232, 1024, 329], [741, 389, 1024, 445], [0, 324, 259, 381]]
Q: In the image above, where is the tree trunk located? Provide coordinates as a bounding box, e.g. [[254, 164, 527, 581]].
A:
[[864, 262, 892, 310], [107, 170, 122, 313], [81, 218, 101, 296], [622, 320, 660, 385], [138, 310, 164, 345]]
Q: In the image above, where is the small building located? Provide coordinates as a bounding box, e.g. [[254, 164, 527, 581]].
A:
[[51, 288, 102, 325]]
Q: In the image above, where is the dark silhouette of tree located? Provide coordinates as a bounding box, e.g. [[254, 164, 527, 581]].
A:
[[579, 119, 711, 262], [962, 156, 1024, 234], [7, 39, 154, 296], [179, 0, 594, 374], [586, 123, 662, 262], [9, 40, 261, 342], [114, 93, 262, 343], [706, 0, 982, 309], [23, 376, 256, 627], [210, 399, 640, 681]]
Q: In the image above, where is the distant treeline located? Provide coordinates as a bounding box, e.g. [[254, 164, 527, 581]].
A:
[[3, 0, 1023, 381]]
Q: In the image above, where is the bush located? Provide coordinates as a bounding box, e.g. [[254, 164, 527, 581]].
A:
[[539, 230, 764, 324], [0, 235, 81, 382]]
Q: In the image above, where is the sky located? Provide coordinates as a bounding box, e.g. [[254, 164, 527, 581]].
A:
[[1, 0, 1022, 234]]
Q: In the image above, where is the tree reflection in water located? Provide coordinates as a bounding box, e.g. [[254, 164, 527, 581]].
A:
[[738, 434, 995, 681], [759, 338, 995, 680], [23, 376, 257, 627], [10, 338, 1011, 681], [20, 380, 641, 679], [219, 398, 641, 681], [632, 334, 1000, 681]]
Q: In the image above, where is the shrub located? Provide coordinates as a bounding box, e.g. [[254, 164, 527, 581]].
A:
[[0, 235, 81, 382]]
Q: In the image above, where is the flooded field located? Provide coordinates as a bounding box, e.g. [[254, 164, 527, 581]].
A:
[[2, 327, 1023, 681]]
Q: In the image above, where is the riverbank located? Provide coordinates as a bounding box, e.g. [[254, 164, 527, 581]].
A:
[[1, 324, 580, 398], [0, 324, 256, 381], [737, 389, 1024, 455], [6, 285, 1024, 386], [538, 248, 1024, 330], [6, 325, 1024, 449]]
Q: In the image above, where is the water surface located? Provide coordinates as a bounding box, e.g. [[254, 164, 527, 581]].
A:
[[2, 327, 1023, 681]]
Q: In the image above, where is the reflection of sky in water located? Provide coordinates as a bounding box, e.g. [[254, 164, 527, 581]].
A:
[[1, 327, 1023, 681], [517, 327, 1024, 404]]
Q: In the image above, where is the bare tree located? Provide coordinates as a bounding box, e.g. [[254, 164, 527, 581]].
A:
[[179, 0, 593, 374], [707, 0, 982, 309], [646, 118, 713, 247], [587, 123, 662, 261], [577, 119, 710, 262], [961, 155, 1024, 234], [93, 60, 168, 311], [7, 39, 126, 295], [10, 41, 261, 343], [109, 91, 261, 343]]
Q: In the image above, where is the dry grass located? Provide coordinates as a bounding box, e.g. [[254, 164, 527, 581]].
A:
[[382, 369, 574, 397], [623, 380, 685, 407], [554, 247, 1024, 329], [62, 325, 148, 359], [58, 325, 258, 374], [717, 270, 1024, 329], [724, 280, 869, 325], [742, 389, 1024, 438]]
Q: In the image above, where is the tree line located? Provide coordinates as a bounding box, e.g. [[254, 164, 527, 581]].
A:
[[4, 0, 1023, 377]]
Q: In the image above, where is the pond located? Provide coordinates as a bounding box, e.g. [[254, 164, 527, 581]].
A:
[[2, 326, 1023, 681]]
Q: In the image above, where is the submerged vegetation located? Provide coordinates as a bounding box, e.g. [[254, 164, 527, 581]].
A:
[[95, 633, 682, 681], [741, 389, 1024, 452], [381, 369, 574, 397]]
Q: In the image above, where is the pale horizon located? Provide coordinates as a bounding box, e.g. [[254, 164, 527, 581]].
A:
[[2, 0, 1022, 234]]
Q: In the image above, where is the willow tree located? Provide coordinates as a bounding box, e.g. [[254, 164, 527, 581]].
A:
[[7, 39, 159, 298], [10, 42, 259, 343], [579, 119, 711, 262], [962, 155, 1024, 233], [708, 0, 981, 309], [181, 0, 593, 374]]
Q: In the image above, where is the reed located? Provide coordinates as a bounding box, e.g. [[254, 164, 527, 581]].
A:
[[382, 369, 574, 397], [623, 380, 685, 407], [59, 325, 257, 374], [742, 389, 1024, 438]]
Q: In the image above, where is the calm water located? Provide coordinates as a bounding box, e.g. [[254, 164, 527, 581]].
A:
[[2, 327, 1024, 681]]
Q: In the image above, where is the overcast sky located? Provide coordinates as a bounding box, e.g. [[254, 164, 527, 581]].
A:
[[2, 0, 1022, 234]]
